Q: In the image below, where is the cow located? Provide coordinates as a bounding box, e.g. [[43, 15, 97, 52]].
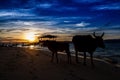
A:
[[72, 32, 105, 67], [42, 40, 71, 64]]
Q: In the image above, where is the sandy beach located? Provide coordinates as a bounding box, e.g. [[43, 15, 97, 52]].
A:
[[0, 47, 120, 80]]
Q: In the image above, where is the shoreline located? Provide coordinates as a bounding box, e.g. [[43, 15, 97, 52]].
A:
[[29, 46, 120, 67]]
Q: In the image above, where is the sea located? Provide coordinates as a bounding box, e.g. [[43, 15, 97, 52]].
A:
[[19, 40, 120, 66]]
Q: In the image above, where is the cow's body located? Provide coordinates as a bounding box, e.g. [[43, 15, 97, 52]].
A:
[[72, 33, 105, 67], [42, 40, 71, 63], [72, 35, 96, 52]]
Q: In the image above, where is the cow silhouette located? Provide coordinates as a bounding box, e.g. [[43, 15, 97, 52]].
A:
[[42, 40, 71, 63], [72, 32, 105, 67]]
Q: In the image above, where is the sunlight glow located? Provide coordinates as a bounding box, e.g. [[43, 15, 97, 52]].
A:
[[25, 32, 36, 42]]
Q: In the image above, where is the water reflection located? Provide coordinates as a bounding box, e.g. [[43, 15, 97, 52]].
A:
[[29, 45, 34, 49]]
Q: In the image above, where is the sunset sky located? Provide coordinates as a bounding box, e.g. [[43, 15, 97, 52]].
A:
[[0, 0, 120, 42]]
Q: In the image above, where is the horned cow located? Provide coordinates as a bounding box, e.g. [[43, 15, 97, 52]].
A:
[[72, 32, 105, 67]]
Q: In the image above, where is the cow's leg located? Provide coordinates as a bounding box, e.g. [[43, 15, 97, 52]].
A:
[[69, 53, 71, 64], [66, 51, 71, 64], [83, 52, 86, 66], [75, 50, 79, 63], [51, 52, 54, 62], [90, 53, 94, 67], [55, 52, 58, 63]]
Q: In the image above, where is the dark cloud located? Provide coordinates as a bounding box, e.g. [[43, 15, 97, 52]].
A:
[[0, 28, 30, 33]]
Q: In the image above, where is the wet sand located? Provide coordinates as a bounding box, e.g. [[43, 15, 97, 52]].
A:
[[0, 47, 120, 80]]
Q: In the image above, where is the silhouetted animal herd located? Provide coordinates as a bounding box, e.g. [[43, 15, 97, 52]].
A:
[[41, 32, 105, 67]]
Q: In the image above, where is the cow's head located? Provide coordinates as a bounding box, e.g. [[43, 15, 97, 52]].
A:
[[93, 32, 105, 49]]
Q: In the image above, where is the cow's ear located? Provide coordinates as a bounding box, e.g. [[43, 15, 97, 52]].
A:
[[101, 32, 104, 37], [93, 32, 97, 38]]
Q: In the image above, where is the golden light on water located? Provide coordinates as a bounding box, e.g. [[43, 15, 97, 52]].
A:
[[29, 45, 34, 49], [24, 32, 36, 42]]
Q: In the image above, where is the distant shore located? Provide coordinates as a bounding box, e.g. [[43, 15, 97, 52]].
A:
[[0, 47, 120, 80]]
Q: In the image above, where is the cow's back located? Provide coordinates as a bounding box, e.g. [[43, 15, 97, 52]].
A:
[[45, 41, 70, 52], [72, 35, 95, 52]]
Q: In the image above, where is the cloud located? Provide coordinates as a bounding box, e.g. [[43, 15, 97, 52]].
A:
[[36, 2, 59, 9], [54, 16, 92, 21], [0, 29, 4, 33], [26, 0, 59, 7], [37, 3, 53, 8], [0, 28, 30, 33], [93, 3, 120, 10], [51, 6, 78, 11], [63, 21, 71, 23], [75, 21, 90, 27], [100, 29, 120, 39], [0, 9, 36, 22], [34, 5, 78, 16], [0, 15, 92, 29], [0, 9, 34, 17], [73, 0, 104, 3], [0, 20, 58, 34]]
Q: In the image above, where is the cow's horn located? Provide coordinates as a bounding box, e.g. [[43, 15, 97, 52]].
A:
[[101, 32, 104, 37], [93, 32, 96, 37]]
